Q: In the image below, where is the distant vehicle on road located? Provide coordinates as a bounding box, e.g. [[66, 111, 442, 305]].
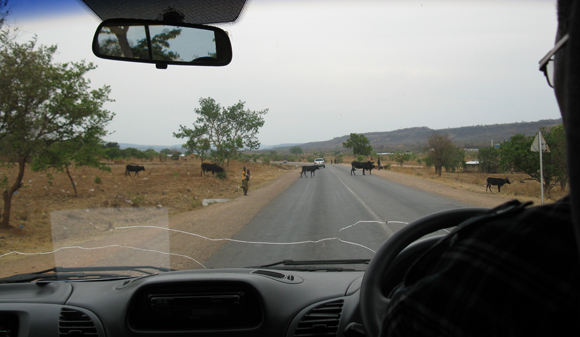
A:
[[314, 158, 325, 168]]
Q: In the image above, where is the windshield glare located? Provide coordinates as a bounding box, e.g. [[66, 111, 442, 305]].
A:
[[0, 1, 562, 278]]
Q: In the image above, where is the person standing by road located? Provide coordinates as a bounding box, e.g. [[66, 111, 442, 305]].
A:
[[242, 168, 250, 196]]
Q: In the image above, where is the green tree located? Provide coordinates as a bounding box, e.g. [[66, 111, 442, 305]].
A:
[[443, 147, 466, 173], [98, 26, 182, 61], [181, 137, 210, 162], [269, 150, 283, 162], [123, 147, 141, 159], [499, 134, 533, 173], [174, 97, 268, 170], [477, 146, 500, 173], [545, 125, 568, 191], [136, 27, 182, 61], [31, 132, 111, 197], [143, 148, 158, 161], [499, 126, 567, 196], [290, 146, 303, 155], [102, 141, 120, 149], [0, 35, 114, 228], [342, 133, 373, 157], [424, 133, 455, 176], [171, 152, 182, 160], [101, 142, 121, 160], [393, 152, 411, 167], [104, 147, 122, 160]]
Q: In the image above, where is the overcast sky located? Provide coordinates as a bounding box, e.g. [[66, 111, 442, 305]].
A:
[[8, 0, 561, 148]]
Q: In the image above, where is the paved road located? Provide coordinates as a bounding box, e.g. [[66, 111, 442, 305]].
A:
[[204, 164, 470, 269]]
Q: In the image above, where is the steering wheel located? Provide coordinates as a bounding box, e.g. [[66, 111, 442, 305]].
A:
[[360, 208, 487, 337]]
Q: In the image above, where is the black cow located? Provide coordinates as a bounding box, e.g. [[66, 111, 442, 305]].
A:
[[201, 163, 224, 177], [486, 177, 511, 192], [351, 161, 374, 175], [300, 165, 319, 178], [125, 165, 145, 177]]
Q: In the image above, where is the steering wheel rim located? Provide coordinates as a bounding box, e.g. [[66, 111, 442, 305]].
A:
[[360, 208, 487, 337]]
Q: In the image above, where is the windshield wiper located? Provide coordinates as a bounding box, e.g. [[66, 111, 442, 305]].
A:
[[257, 265, 361, 272], [250, 259, 370, 270], [0, 265, 173, 284]]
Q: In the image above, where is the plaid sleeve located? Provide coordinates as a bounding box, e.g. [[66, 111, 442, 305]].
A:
[[382, 196, 580, 337]]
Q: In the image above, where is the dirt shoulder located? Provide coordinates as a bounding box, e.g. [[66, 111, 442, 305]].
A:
[[168, 168, 300, 269], [0, 167, 301, 275]]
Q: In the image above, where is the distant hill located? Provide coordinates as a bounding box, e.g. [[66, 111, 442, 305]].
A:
[[272, 118, 563, 153], [114, 119, 562, 154], [260, 143, 302, 150]]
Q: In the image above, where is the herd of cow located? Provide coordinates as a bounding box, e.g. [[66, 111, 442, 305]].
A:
[[300, 162, 513, 194], [300, 161, 376, 178], [125, 163, 512, 193], [124, 163, 224, 178]]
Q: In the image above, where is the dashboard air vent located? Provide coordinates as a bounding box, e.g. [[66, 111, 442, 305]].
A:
[[59, 308, 99, 336], [294, 299, 344, 337]]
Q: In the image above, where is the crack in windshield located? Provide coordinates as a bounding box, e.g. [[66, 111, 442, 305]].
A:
[[0, 212, 405, 270]]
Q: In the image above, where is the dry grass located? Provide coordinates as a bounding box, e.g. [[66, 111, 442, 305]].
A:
[[0, 158, 293, 257], [381, 161, 568, 204], [328, 154, 567, 203]]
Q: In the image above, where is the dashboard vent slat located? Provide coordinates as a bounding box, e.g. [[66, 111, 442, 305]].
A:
[[59, 308, 99, 336], [294, 300, 344, 337], [252, 269, 286, 278]]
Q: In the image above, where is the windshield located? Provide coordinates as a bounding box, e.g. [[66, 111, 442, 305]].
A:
[[0, 0, 563, 278]]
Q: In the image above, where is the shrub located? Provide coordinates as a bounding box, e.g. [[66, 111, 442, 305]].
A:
[[132, 196, 144, 207], [192, 197, 203, 208], [216, 171, 227, 179], [94, 176, 102, 184]]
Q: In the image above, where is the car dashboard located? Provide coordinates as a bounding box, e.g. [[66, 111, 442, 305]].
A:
[[0, 268, 366, 337]]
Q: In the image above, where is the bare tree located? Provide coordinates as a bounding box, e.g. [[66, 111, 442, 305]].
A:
[[424, 133, 456, 176]]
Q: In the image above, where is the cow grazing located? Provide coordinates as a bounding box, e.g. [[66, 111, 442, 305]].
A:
[[351, 161, 374, 175], [300, 165, 319, 178], [125, 165, 145, 178], [486, 177, 511, 192], [201, 163, 224, 177]]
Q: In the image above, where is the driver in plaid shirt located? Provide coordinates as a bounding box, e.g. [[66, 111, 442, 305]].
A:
[[383, 198, 580, 336], [383, 1, 580, 335]]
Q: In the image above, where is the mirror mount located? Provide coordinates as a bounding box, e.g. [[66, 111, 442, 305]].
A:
[[159, 8, 186, 24], [92, 19, 232, 68]]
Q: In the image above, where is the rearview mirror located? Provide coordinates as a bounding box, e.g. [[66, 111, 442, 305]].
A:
[[92, 19, 232, 69]]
